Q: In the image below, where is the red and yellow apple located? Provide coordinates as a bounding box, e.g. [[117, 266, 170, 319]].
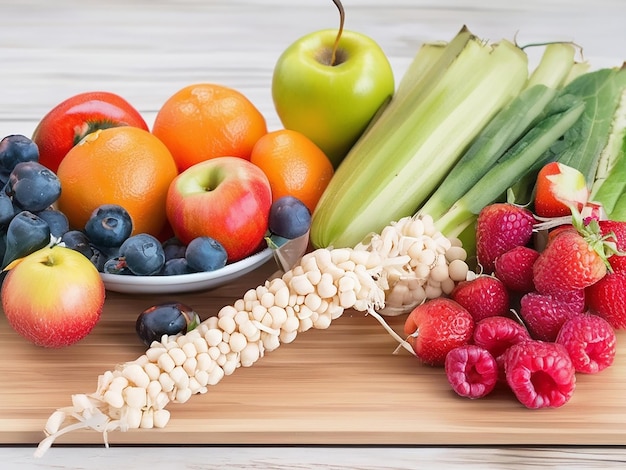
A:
[[2, 245, 106, 348], [32, 91, 148, 172], [166, 156, 272, 262]]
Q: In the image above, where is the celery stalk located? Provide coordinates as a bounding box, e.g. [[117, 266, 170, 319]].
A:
[[420, 42, 577, 219], [526, 43, 577, 89], [357, 41, 447, 139], [418, 84, 557, 220], [434, 96, 585, 238], [564, 61, 591, 86], [393, 42, 446, 104], [349, 27, 474, 148], [310, 30, 528, 249]]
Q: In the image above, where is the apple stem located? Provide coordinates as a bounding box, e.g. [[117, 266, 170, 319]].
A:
[[330, 0, 345, 66]]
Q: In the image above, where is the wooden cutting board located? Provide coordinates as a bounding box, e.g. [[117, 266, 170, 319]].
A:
[[2, 259, 625, 447]]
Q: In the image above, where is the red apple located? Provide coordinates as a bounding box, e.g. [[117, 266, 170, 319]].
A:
[[166, 156, 272, 262], [2, 245, 106, 348], [32, 91, 149, 173]]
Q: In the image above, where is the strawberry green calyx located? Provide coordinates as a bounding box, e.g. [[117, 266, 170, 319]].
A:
[[571, 207, 622, 272]]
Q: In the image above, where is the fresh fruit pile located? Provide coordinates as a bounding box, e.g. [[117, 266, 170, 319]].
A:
[[1, 0, 624, 457], [0, 80, 330, 349], [0, 134, 313, 279], [0, 77, 330, 273], [402, 163, 624, 409]]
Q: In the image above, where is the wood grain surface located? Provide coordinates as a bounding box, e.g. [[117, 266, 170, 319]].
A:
[[3, 257, 626, 448], [2, 0, 626, 468]]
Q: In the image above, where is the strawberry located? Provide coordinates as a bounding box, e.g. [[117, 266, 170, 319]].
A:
[[403, 298, 474, 366], [519, 291, 583, 342], [504, 340, 576, 409], [533, 162, 589, 218], [556, 313, 616, 374], [532, 224, 609, 295], [546, 224, 576, 243], [598, 220, 626, 272], [449, 275, 509, 322], [444, 344, 498, 399], [475, 203, 535, 273], [585, 269, 626, 329], [494, 246, 539, 293]]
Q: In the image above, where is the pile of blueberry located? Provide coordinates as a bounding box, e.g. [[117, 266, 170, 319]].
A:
[[0, 134, 65, 269], [0, 134, 312, 277]]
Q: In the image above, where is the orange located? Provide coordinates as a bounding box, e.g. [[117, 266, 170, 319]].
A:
[[56, 126, 178, 237], [249, 129, 334, 213], [152, 83, 268, 172]]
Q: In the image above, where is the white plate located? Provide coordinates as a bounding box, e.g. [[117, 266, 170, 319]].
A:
[[100, 247, 274, 295]]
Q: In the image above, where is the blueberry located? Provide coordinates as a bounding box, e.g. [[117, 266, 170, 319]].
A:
[[84, 204, 133, 248], [61, 230, 94, 259], [160, 257, 193, 276], [162, 237, 187, 261], [268, 195, 311, 239], [0, 232, 7, 264], [5, 161, 61, 212], [2, 210, 50, 268], [118, 233, 165, 276], [0, 191, 17, 229], [136, 302, 200, 346], [0, 135, 39, 178], [36, 208, 70, 238], [185, 236, 228, 272], [103, 257, 132, 275], [89, 246, 110, 272]]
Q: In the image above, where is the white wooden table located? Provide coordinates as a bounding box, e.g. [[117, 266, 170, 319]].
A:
[[2, 0, 626, 468]]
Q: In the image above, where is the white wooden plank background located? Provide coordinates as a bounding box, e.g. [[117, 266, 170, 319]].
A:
[[1, 0, 626, 468]]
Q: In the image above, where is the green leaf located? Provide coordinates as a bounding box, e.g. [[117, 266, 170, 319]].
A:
[[592, 152, 626, 217], [543, 67, 626, 185]]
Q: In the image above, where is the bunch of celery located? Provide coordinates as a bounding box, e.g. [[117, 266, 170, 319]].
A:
[[310, 26, 583, 249], [310, 27, 529, 249]]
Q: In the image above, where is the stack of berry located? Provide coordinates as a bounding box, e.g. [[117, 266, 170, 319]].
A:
[[403, 199, 624, 409]]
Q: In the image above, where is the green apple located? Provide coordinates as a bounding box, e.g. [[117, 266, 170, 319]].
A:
[[1, 245, 106, 348], [272, 2, 394, 168]]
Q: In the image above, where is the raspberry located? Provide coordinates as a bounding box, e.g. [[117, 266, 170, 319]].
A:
[[519, 291, 581, 342], [556, 313, 616, 374], [550, 289, 586, 313], [472, 316, 532, 360], [494, 245, 539, 293], [445, 345, 498, 399], [504, 340, 576, 409], [472, 315, 532, 379], [449, 275, 510, 322]]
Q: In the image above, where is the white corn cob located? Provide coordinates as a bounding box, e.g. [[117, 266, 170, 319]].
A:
[[35, 213, 469, 457]]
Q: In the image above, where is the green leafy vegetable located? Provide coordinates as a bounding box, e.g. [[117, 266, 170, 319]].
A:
[[543, 67, 626, 185]]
